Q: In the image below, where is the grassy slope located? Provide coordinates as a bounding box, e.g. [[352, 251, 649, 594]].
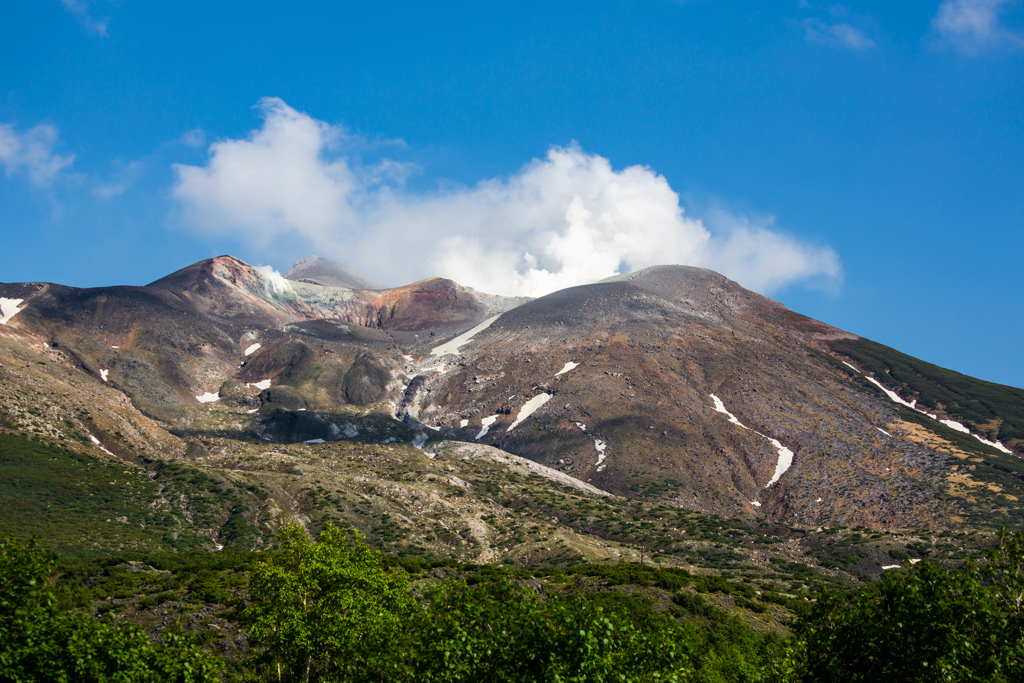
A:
[[0, 432, 264, 556], [831, 338, 1024, 448]]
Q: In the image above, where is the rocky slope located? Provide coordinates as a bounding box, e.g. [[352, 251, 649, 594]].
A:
[[2, 256, 1022, 540]]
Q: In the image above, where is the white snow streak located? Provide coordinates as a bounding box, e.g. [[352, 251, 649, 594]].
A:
[[304, 438, 326, 444], [196, 392, 220, 403], [864, 377, 916, 409], [100, 369, 109, 382], [247, 379, 272, 391], [709, 393, 795, 488], [877, 428, 892, 437], [764, 437, 794, 488], [881, 565, 902, 570], [0, 298, 24, 325], [507, 393, 552, 432], [709, 393, 747, 428], [475, 414, 500, 440], [555, 361, 580, 376], [844, 363, 1014, 455], [244, 343, 262, 356], [89, 434, 115, 457], [430, 315, 500, 357], [594, 439, 608, 471], [939, 418, 1013, 454]]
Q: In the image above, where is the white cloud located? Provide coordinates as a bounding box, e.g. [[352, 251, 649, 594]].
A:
[[172, 98, 841, 298], [803, 18, 876, 49], [932, 0, 1024, 54], [0, 122, 75, 187], [61, 0, 108, 36]]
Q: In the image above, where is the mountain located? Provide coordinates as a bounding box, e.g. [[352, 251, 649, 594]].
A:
[[1, 255, 1022, 574], [283, 255, 383, 290], [399, 265, 1023, 529]]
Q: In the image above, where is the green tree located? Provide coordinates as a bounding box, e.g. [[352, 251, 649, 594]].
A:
[[377, 576, 696, 683], [242, 524, 414, 682], [0, 536, 222, 683], [798, 530, 1024, 682]]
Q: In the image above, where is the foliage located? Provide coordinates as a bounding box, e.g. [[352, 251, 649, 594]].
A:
[[0, 536, 223, 682], [242, 524, 415, 682], [240, 525, 795, 682], [379, 576, 696, 683], [798, 530, 1024, 682]]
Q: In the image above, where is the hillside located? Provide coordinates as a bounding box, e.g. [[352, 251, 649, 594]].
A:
[[1, 255, 1020, 584]]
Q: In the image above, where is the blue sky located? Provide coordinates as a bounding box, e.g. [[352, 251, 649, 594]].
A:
[[2, 1, 1022, 388]]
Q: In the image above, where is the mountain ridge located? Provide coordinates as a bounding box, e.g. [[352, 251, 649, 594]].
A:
[[1, 254, 1022, 541]]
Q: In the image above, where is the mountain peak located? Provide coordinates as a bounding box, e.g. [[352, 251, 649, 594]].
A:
[[284, 256, 383, 291]]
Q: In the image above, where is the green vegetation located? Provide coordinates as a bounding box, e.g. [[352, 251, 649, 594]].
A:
[[6, 528, 1024, 681], [832, 337, 1024, 447], [0, 536, 222, 682], [243, 524, 414, 681], [0, 432, 263, 555], [800, 531, 1024, 681]]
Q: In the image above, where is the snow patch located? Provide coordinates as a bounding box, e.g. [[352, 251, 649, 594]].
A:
[[841, 361, 859, 371], [246, 408, 259, 414], [99, 369, 109, 382], [877, 428, 892, 437], [751, 501, 761, 507], [555, 361, 580, 376], [459, 419, 469, 428], [0, 298, 24, 325], [881, 564, 902, 570], [195, 392, 220, 403], [595, 439, 608, 471], [430, 315, 500, 357], [475, 414, 500, 440], [710, 393, 795, 489], [816, 497, 823, 503], [304, 439, 325, 444], [940, 418, 1013, 454], [853, 367, 1014, 454], [88, 434, 115, 457], [764, 437, 794, 488], [978, 436, 1013, 455], [244, 343, 262, 356], [575, 422, 587, 432], [247, 379, 272, 391], [507, 393, 552, 432], [865, 377, 916, 409], [709, 393, 747, 428], [910, 558, 922, 565]]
